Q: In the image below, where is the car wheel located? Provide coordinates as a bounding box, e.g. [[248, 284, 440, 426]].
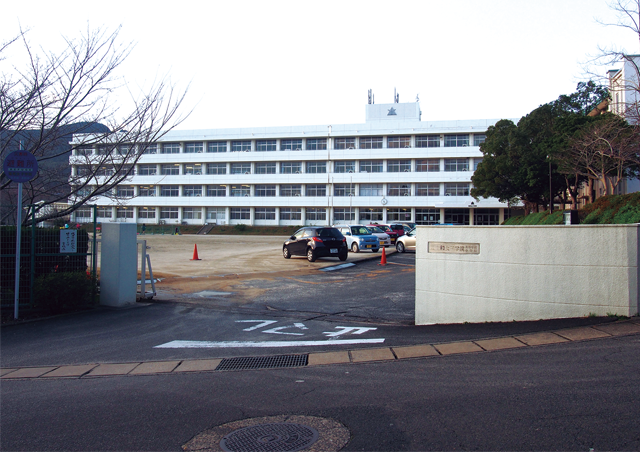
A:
[[283, 246, 291, 259], [307, 248, 317, 262], [372, 248, 379, 253], [396, 242, 405, 253], [338, 251, 348, 261], [351, 242, 359, 253]]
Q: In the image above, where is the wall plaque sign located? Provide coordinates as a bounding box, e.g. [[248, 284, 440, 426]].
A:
[[428, 242, 480, 254]]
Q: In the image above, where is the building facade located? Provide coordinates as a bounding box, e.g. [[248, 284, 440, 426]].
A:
[[69, 101, 510, 226]]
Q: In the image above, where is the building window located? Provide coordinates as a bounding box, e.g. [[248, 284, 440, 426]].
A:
[[138, 164, 157, 176], [182, 207, 202, 220], [306, 138, 327, 150], [76, 147, 93, 156], [97, 146, 113, 155], [444, 208, 469, 225], [444, 134, 469, 147], [138, 185, 155, 196], [96, 166, 115, 176], [162, 143, 180, 154], [207, 185, 226, 197], [474, 208, 499, 225], [334, 184, 356, 196], [474, 158, 483, 171], [387, 208, 412, 222], [306, 184, 326, 197], [117, 146, 130, 156], [231, 141, 251, 152], [359, 184, 383, 196], [416, 183, 440, 196], [184, 142, 203, 153], [160, 185, 179, 197], [280, 162, 302, 174], [230, 185, 250, 197], [207, 141, 227, 153], [359, 208, 383, 222], [280, 208, 301, 220], [444, 183, 470, 196], [138, 207, 156, 219], [444, 158, 469, 172], [388, 184, 411, 196], [255, 184, 276, 197], [416, 159, 440, 172], [416, 208, 440, 225], [207, 163, 226, 175], [415, 135, 440, 148], [473, 134, 486, 146], [281, 139, 303, 151], [306, 161, 326, 173], [116, 207, 134, 218], [360, 136, 383, 149], [231, 163, 251, 174], [388, 136, 411, 148], [256, 140, 277, 152], [207, 208, 225, 221], [229, 208, 249, 220], [334, 161, 356, 173], [160, 207, 179, 219], [161, 164, 180, 175], [75, 207, 92, 218], [280, 184, 302, 197], [143, 144, 157, 154], [255, 208, 276, 220], [97, 207, 112, 218], [184, 163, 203, 175], [75, 166, 91, 176], [333, 208, 355, 222], [334, 137, 355, 149], [387, 160, 411, 172], [116, 186, 135, 197], [183, 185, 202, 197], [359, 160, 383, 173], [306, 208, 326, 221], [256, 162, 277, 174]]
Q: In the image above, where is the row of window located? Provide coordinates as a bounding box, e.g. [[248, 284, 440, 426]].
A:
[[106, 182, 472, 198], [74, 134, 487, 156], [77, 206, 500, 225], [80, 158, 483, 177]]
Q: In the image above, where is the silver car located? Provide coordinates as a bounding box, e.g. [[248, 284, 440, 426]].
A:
[[364, 225, 391, 247], [395, 228, 416, 253]]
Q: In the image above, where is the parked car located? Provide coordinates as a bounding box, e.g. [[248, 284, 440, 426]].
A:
[[400, 222, 417, 231], [382, 223, 407, 237], [363, 225, 391, 247], [334, 225, 380, 253], [366, 224, 399, 245], [396, 227, 416, 253], [283, 227, 348, 262]]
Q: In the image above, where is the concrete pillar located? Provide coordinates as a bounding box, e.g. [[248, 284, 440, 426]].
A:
[[439, 208, 445, 224], [100, 223, 137, 307]]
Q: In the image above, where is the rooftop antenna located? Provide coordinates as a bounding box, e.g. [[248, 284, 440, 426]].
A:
[[368, 89, 373, 105], [416, 94, 419, 102], [394, 88, 399, 103]]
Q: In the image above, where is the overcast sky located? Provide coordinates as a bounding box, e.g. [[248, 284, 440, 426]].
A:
[[3, 0, 639, 130]]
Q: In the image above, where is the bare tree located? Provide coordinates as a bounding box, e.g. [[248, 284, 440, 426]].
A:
[[0, 25, 189, 225]]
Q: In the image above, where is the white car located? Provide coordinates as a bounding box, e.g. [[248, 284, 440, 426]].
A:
[[365, 225, 391, 247], [396, 228, 416, 253]]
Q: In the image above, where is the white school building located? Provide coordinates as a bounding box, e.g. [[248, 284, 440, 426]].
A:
[[69, 101, 511, 227]]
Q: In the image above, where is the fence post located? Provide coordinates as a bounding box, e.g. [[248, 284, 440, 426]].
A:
[[30, 205, 36, 308], [92, 205, 98, 304]]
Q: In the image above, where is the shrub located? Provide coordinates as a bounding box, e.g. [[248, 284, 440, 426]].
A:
[[33, 272, 96, 315]]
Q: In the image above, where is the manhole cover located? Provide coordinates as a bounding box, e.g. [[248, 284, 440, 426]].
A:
[[220, 423, 318, 452], [183, 415, 350, 452]]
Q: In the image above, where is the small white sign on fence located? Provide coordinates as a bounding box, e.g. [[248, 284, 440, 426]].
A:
[[60, 230, 77, 253]]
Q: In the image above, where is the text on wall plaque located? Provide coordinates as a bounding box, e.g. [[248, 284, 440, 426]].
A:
[[428, 242, 480, 254]]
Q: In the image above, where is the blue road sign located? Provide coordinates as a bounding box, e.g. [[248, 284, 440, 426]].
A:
[[3, 150, 38, 183]]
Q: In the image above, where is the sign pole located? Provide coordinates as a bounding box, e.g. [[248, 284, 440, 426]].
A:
[[14, 182, 22, 319]]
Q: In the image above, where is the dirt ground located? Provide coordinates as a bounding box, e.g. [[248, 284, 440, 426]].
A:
[[133, 234, 388, 301]]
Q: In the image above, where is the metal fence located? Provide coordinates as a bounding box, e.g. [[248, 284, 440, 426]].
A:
[[0, 205, 98, 319]]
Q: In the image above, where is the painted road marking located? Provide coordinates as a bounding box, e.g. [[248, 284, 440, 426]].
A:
[[323, 327, 377, 337], [155, 339, 386, 349], [236, 320, 278, 331], [262, 323, 309, 336], [320, 263, 355, 272]]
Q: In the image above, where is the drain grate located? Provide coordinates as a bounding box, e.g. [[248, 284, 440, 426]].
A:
[[220, 423, 319, 452], [216, 354, 309, 371]]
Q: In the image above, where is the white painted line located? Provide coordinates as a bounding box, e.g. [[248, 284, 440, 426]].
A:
[[154, 338, 386, 349], [320, 263, 356, 272]]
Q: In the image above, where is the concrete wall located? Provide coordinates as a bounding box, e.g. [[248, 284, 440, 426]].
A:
[[415, 225, 639, 324], [100, 223, 138, 307]]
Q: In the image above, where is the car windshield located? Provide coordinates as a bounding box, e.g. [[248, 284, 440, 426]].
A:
[[377, 225, 391, 232], [351, 226, 371, 235], [368, 226, 383, 233], [317, 228, 342, 238]]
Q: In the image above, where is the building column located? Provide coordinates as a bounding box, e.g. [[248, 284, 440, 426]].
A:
[[469, 209, 474, 225], [275, 207, 280, 226], [201, 207, 206, 225], [301, 207, 306, 226], [250, 207, 255, 226], [499, 208, 505, 225], [439, 208, 445, 224], [225, 207, 231, 225]]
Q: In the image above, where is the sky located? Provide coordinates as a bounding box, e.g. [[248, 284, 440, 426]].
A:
[[2, 0, 639, 131]]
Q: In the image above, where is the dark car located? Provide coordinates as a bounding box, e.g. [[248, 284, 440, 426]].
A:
[[283, 227, 348, 262]]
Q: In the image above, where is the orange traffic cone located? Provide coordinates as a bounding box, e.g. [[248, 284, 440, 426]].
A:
[[190, 244, 201, 261], [378, 247, 387, 266]]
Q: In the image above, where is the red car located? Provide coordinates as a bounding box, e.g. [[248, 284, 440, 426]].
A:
[[367, 224, 400, 243]]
